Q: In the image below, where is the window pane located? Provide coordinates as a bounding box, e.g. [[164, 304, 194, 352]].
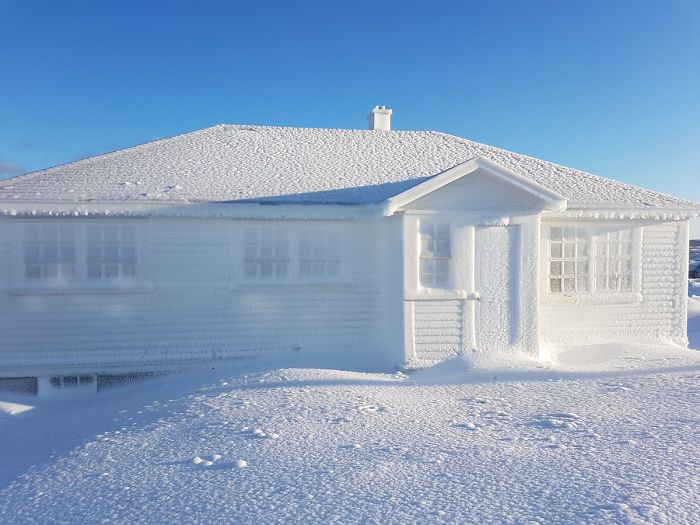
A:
[[419, 221, 451, 288], [103, 245, 119, 262], [122, 244, 137, 262], [260, 262, 273, 277], [103, 225, 119, 242], [563, 261, 575, 275], [43, 225, 57, 242], [25, 225, 40, 242], [87, 226, 101, 243], [87, 244, 101, 262], [275, 261, 288, 277], [26, 264, 41, 279], [59, 225, 74, 242], [244, 262, 257, 278], [563, 278, 575, 293], [122, 263, 137, 279], [60, 244, 75, 262], [550, 279, 562, 293], [60, 264, 76, 280], [44, 264, 58, 279], [24, 244, 40, 262], [550, 261, 562, 276], [550, 227, 562, 241], [435, 240, 450, 257], [87, 264, 102, 279], [43, 244, 58, 262], [299, 261, 312, 277], [550, 243, 562, 258], [104, 264, 119, 279], [564, 243, 576, 257]]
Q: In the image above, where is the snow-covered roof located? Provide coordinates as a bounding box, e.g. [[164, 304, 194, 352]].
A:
[[0, 124, 696, 211]]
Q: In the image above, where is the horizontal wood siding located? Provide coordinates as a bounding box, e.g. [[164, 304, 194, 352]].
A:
[[540, 221, 688, 344], [0, 217, 383, 374], [412, 300, 463, 362]]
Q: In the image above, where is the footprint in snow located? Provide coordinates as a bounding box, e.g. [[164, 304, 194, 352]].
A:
[[356, 404, 387, 414], [192, 454, 223, 467], [451, 422, 481, 431], [601, 382, 634, 393], [529, 413, 581, 430], [239, 426, 280, 440]]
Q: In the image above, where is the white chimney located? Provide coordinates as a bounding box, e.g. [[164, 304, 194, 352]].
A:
[[368, 105, 392, 131]]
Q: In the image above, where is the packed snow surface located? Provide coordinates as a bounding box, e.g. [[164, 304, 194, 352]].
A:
[[1, 341, 699, 524], [0, 125, 696, 209]]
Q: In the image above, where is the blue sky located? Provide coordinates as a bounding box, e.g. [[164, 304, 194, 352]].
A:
[[1, 0, 698, 235]]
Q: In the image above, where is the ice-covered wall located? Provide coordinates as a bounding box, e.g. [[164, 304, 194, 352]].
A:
[[0, 217, 388, 376], [540, 219, 689, 345], [399, 168, 544, 365]]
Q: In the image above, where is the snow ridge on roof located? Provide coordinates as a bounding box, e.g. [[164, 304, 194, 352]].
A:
[[0, 124, 695, 210]]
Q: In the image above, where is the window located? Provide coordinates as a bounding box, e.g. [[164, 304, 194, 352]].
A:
[[23, 224, 76, 281], [299, 229, 340, 279], [548, 227, 589, 294], [548, 225, 638, 297], [419, 221, 451, 287], [86, 224, 138, 280], [594, 229, 634, 293], [243, 226, 289, 279], [15, 221, 144, 292]]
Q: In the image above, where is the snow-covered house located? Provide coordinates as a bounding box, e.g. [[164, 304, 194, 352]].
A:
[[1, 107, 698, 394]]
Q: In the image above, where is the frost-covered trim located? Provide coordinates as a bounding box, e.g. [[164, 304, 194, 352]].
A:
[[540, 222, 643, 305], [384, 156, 567, 215], [0, 201, 382, 220], [8, 282, 155, 296], [543, 208, 699, 220]]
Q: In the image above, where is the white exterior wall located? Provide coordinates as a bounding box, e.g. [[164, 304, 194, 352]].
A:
[[540, 219, 689, 345], [0, 216, 387, 376]]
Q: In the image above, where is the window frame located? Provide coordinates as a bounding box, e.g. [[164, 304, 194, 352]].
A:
[[418, 219, 452, 290], [10, 219, 150, 295], [232, 221, 349, 286], [543, 222, 642, 304]]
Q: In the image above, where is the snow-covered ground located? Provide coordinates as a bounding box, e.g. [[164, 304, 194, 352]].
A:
[[1, 335, 699, 524], [2, 249, 700, 524]]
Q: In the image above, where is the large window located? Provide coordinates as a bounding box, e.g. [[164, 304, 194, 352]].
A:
[[17, 221, 141, 289], [86, 224, 138, 280], [243, 226, 290, 279], [298, 229, 340, 279], [23, 224, 76, 281], [594, 230, 634, 293], [548, 227, 589, 294], [240, 225, 344, 282], [548, 225, 638, 297], [419, 221, 451, 287]]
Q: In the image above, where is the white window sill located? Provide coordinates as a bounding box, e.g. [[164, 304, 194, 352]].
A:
[[405, 289, 468, 301], [227, 281, 355, 292], [8, 282, 155, 296], [542, 292, 643, 305]]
